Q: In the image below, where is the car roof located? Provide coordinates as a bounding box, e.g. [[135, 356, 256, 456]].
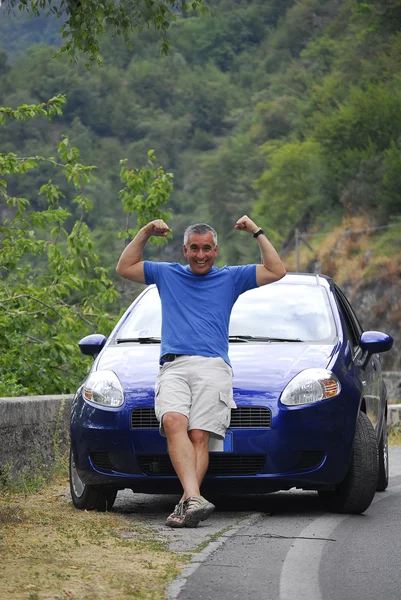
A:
[[272, 272, 332, 288], [142, 272, 333, 292]]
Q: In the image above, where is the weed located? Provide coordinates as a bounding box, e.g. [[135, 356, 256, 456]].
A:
[[195, 523, 232, 553], [389, 424, 401, 447], [0, 453, 68, 498]]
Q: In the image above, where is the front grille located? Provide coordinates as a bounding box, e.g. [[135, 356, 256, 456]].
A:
[[131, 406, 272, 429], [131, 408, 159, 429], [90, 452, 113, 472], [230, 406, 271, 428], [137, 454, 266, 476], [296, 451, 325, 471], [207, 454, 266, 475], [139, 454, 172, 474]]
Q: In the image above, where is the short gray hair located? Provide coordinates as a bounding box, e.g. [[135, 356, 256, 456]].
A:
[[183, 223, 217, 246]]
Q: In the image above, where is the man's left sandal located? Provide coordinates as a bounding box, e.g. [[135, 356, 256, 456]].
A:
[[165, 502, 186, 528]]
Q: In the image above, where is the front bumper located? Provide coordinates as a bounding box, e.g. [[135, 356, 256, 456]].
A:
[[70, 388, 359, 493]]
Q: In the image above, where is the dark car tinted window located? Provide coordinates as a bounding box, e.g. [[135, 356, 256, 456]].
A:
[[115, 283, 337, 343]]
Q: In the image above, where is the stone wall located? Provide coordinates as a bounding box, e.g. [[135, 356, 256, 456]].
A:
[[0, 395, 74, 481]]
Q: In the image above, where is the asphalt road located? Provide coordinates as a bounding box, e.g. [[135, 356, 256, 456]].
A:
[[113, 447, 401, 600]]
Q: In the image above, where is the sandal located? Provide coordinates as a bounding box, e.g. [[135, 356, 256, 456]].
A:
[[183, 496, 215, 528], [165, 502, 186, 528]]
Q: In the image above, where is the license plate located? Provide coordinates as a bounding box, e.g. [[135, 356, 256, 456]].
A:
[[223, 430, 233, 452], [208, 430, 233, 452]]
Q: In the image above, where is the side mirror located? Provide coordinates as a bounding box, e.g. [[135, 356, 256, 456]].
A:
[[78, 334, 107, 357], [360, 331, 393, 355]]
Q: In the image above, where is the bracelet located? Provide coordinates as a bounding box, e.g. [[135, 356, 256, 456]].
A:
[[252, 228, 264, 238]]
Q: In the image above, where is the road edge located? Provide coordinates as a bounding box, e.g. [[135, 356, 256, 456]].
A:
[[166, 512, 264, 599]]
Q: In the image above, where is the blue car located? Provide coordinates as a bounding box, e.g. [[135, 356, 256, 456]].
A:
[[70, 273, 393, 514]]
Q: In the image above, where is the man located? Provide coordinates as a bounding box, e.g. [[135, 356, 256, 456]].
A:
[[116, 215, 286, 528]]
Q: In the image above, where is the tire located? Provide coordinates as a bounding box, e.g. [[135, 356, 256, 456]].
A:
[[69, 449, 117, 511], [376, 416, 389, 491], [319, 411, 379, 514]]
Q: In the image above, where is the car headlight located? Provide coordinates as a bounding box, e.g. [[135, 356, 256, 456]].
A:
[[281, 369, 341, 406], [82, 370, 124, 408]]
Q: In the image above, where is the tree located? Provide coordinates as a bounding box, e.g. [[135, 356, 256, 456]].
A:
[[4, 0, 207, 64], [254, 139, 335, 243], [0, 96, 173, 395]]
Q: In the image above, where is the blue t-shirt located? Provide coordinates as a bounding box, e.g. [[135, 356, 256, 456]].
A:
[[144, 262, 258, 365]]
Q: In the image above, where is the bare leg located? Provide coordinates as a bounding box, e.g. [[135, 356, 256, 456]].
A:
[[174, 429, 210, 502], [188, 428, 210, 490], [163, 412, 200, 499]]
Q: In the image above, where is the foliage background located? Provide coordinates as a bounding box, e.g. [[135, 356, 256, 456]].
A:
[[1, 0, 401, 394]]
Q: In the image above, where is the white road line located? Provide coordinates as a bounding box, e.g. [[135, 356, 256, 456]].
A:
[[279, 483, 401, 600]]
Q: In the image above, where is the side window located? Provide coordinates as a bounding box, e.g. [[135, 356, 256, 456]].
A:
[[333, 285, 362, 354]]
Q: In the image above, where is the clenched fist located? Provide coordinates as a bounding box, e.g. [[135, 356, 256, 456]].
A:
[[143, 219, 170, 237], [234, 215, 259, 235]]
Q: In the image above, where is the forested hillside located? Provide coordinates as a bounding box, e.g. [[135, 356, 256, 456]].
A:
[[1, 0, 401, 392], [2, 1, 401, 257]]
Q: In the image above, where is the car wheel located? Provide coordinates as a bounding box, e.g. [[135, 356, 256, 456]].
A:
[[69, 449, 117, 511], [319, 411, 379, 514], [376, 416, 389, 492]]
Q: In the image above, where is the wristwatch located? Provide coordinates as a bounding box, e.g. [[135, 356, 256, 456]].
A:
[[252, 228, 264, 238]]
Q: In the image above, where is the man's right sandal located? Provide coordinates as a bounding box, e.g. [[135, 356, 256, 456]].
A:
[[183, 496, 215, 528]]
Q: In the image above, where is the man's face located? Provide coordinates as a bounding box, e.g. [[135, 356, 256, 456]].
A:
[[183, 232, 218, 275]]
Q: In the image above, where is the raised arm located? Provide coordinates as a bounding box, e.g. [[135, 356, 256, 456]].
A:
[[235, 215, 286, 286], [116, 219, 169, 283]]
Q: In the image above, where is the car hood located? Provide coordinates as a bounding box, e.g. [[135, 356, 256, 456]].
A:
[[95, 342, 337, 394]]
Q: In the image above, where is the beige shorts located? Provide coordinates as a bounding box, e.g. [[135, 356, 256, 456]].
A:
[[154, 355, 236, 440]]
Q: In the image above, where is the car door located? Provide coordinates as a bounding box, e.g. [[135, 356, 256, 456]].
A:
[[333, 285, 380, 429]]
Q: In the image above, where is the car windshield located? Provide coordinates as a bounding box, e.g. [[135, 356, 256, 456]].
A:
[[229, 284, 336, 342], [115, 282, 337, 343]]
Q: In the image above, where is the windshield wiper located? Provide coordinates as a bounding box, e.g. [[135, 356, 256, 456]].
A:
[[266, 337, 304, 342], [229, 335, 304, 343], [116, 337, 161, 344]]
